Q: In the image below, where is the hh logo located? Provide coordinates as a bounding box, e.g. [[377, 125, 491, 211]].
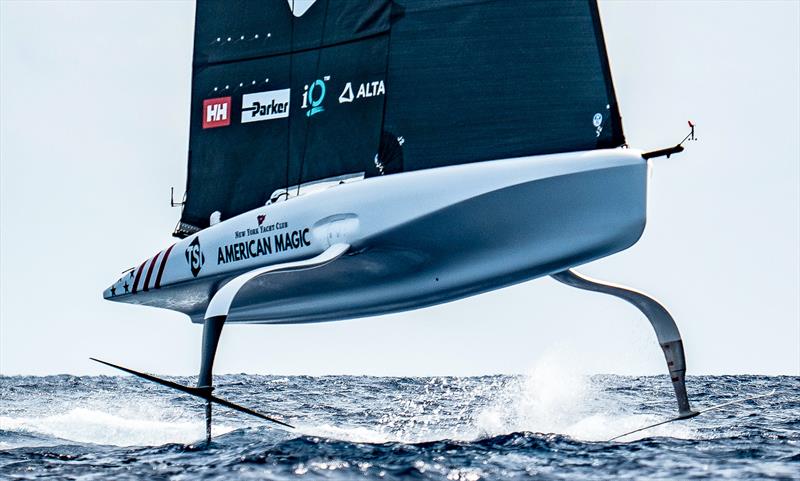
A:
[[185, 237, 205, 277], [202, 97, 231, 129], [257, 214, 267, 225]]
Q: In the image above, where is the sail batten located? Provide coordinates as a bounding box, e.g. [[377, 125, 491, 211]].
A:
[[176, 0, 624, 237]]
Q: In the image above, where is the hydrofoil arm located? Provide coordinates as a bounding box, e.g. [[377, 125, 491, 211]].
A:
[[551, 269, 778, 442], [193, 243, 350, 440], [92, 243, 351, 443], [551, 269, 695, 417]]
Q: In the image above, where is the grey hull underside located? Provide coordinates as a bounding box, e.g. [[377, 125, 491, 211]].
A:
[[122, 162, 646, 324]]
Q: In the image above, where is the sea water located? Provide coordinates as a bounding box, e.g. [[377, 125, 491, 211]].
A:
[[1, 367, 797, 480]]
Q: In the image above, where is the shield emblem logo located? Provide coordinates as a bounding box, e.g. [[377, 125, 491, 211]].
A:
[[185, 237, 205, 277]]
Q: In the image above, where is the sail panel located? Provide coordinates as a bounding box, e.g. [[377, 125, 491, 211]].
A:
[[193, 0, 393, 65], [177, 0, 624, 236], [182, 35, 390, 232], [384, 0, 624, 171]]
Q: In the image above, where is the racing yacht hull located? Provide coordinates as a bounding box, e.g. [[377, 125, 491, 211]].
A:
[[104, 148, 647, 324]]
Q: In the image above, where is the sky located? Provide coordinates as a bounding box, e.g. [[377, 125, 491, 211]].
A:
[[1, 0, 798, 377]]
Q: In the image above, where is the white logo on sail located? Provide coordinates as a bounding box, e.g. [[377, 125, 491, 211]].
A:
[[339, 83, 355, 103], [338, 80, 385, 104], [287, 0, 317, 17], [207, 103, 227, 122], [241, 89, 291, 123], [593, 112, 604, 137], [202, 97, 231, 129]]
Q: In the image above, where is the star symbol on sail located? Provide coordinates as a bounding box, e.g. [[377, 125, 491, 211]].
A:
[[110, 286, 117, 296], [123, 282, 129, 293]]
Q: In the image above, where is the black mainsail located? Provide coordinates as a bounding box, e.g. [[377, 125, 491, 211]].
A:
[[176, 0, 624, 237]]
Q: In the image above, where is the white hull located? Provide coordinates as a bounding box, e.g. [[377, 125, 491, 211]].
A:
[[105, 148, 648, 324]]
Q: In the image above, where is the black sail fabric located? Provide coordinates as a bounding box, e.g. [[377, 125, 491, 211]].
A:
[[176, 0, 624, 236]]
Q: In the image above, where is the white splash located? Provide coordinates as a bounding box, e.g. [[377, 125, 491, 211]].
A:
[[474, 348, 695, 442], [293, 423, 395, 444], [292, 351, 695, 445], [1, 353, 697, 448], [0, 403, 235, 447]]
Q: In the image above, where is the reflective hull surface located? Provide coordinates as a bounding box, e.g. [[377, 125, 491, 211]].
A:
[[105, 149, 648, 324]]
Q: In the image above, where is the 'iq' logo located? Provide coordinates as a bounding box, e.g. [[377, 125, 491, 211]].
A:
[[301, 76, 328, 117], [185, 237, 205, 277]]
